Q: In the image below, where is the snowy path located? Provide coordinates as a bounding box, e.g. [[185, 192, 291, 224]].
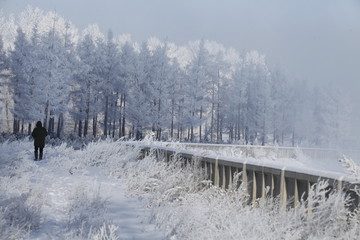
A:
[[25, 155, 163, 239]]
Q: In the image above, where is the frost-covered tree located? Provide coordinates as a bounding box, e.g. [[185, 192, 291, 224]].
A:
[[126, 42, 152, 139], [147, 43, 172, 140], [167, 58, 184, 140], [0, 36, 7, 73], [312, 85, 351, 148], [184, 40, 213, 142], [226, 63, 248, 143], [287, 80, 311, 146], [9, 28, 35, 133], [243, 51, 271, 145], [0, 35, 10, 131], [39, 22, 72, 136], [118, 41, 137, 137], [95, 30, 121, 137], [73, 33, 100, 137], [269, 68, 289, 145]]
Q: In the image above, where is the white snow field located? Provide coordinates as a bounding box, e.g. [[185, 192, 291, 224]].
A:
[[1, 138, 360, 240]]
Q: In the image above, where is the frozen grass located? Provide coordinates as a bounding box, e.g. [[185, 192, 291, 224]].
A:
[[0, 140, 44, 239], [113, 149, 360, 240], [67, 184, 110, 238], [0, 138, 359, 239]]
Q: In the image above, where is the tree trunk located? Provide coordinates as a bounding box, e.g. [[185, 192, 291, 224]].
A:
[[190, 126, 194, 142], [13, 118, 17, 134], [84, 84, 91, 137], [93, 115, 97, 137], [121, 94, 126, 138], [245, 126, 249, 144], [74, 120, 77, 134], [170, 98, 175, 139], [118, 93, 123, 138], [216, 104, 220, 142], [5, 97, 11, 132], [84, 99, 89, 137], [156, 97, 161, 141], [237, 104, 241, 141], [21, 120, 24, 134], [177, 104, 182, 140], [44, 100, 49, 129], [108, 115, 112, 137], [210, 82, 215, 142], [199, 105, 203, 142], [112, 95, 118, 138], [84, 119, 88, 137], [104, 96, 108, 136], [78, 119, 82, 137], [28, 123, 32, 135], [219, 116, 223, 142], [49, 116, 55, 135], [57, 113, 64, 138]]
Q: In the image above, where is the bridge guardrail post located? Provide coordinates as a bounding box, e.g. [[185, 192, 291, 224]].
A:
[[252, 170, 257, 204], [222, 165, 225, 189], [294, 179, 299, 208], [280, 169, 287, 211], [215, 158, 219, 187], [261, 171, 266, 200], [228, 166, 233, 189], [307, 181, 313, 219], [242, 163, 248, 195]]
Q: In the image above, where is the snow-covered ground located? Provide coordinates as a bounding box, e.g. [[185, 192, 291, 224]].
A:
[[1, 138, 360, 239], [0, 139, 163, 239]]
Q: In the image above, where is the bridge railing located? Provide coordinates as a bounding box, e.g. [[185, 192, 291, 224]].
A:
[[139, 145, 360, 210], [176, 143, 360, 161]]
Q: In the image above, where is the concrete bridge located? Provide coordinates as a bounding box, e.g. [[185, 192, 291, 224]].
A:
[[140, 143, 360, 210]]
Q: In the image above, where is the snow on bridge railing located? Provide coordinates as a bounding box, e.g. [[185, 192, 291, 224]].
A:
[[137, 143, 360, 210], [175, 142, 360, 161]]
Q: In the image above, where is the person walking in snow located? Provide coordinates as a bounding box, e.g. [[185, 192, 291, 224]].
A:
[[31, 121, 48, 160]]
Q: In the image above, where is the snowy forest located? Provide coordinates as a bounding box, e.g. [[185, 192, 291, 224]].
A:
[[0, 7, 353, 148]]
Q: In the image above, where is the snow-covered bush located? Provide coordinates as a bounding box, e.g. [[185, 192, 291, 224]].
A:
[[0, 192, 42, 231], [340, 156, 360, 182], [67, 183, 111, 238], [66, 223, 119, 240]]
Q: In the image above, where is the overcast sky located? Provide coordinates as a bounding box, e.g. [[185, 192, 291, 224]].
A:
[[1, 0, 360, 108]]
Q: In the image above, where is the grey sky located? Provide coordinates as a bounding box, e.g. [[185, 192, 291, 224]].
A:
[[1, 0, 360, 106]]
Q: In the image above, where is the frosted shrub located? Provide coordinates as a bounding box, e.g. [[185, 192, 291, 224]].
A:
[[67, 184, 112, 238], [88, 224, 120, 240], [0, 191, 42, 238], [300, 181, 351, 239], [0, 209, 26, 240], [67, 224, 120, 240], [125, 150, 207, 199], [339, 156, 360, 181]]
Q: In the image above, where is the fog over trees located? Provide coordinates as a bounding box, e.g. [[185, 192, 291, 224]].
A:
[[0, 7, 353, 148]]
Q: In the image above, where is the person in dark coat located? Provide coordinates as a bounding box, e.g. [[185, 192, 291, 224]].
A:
[[31, 121, 48, 160]]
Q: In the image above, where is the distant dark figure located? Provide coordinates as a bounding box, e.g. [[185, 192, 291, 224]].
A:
[[31, 121, 48, 160]]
